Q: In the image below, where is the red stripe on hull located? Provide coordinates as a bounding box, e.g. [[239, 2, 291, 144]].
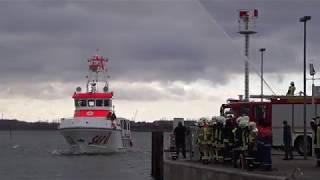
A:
[[74, 110, 111, 117]]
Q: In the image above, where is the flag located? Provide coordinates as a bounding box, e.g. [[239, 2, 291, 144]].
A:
[[239, 10, 248, 17], [310, 63, 316, 76], [254, 9, 258, 17]]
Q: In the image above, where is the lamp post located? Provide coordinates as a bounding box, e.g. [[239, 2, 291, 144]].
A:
[[299, 15, 311, 160], [259, 48, 266, 102]]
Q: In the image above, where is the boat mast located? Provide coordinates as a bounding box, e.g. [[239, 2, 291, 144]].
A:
[[86, 49, 109, 93]]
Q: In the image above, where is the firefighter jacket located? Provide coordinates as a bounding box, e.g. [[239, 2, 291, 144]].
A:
[[215, 124, 224, 147], [223, 123, 234, 146], [197, 127, 204, 145], [209, 125, 217, 145], [241, 127, 249, 151], [232, 126, 242, 148], [286, 85, 296, 96], [248, 130, 258, 150], [204, 125, 213, 145]]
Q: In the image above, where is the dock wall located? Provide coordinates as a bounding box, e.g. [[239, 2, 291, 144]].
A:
[[164, 160, 289, 180]]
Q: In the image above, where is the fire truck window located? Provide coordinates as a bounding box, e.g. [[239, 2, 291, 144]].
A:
[[88, 99, 95, 107], [255, 105, 267, 125], [222, 108, 233, 117], [96, 99, 103, 107], [104, 99, 110, 106], [240, 105, 249, 116]]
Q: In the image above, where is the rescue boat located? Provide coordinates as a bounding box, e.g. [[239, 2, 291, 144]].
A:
[[59, 51, 132, 153]]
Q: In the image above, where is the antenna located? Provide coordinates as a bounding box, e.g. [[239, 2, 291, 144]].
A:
[[86, 49, 109, 93], [132, 110, 138, 121]]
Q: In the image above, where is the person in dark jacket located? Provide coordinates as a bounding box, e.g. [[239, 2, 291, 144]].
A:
[[283, 120, 293, 160], [223, 118, 234, 161], [174, 122, 187, 158]]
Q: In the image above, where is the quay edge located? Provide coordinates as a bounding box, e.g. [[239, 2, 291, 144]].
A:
[[164, 159, 289, 180]]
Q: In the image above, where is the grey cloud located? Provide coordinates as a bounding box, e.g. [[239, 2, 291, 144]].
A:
[[0, 82, 73, 100], [0, 0, 320, 92], [0, 0, 246, 86]]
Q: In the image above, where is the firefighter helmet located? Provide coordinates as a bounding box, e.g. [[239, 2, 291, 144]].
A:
[[216, 116, 226, 124], [248, 121, 256, 130], [196, 120, 203, 127], [199, 117, 208, 126], [236, 116, 242, 124], [238, 116, 249, 128]]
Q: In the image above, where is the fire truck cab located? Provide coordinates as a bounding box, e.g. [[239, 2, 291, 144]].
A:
[[220, 96, 318, 156]]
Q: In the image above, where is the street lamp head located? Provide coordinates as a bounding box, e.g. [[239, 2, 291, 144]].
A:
[[299, 16, 311, 22], [259, 48, 266, 52]]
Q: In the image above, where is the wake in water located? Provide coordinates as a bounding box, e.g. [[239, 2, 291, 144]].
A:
[[11, 144, 20, 149], [50, 146, 148, 156], [50, 148, 120, 156]]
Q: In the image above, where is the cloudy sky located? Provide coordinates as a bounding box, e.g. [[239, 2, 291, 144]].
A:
[[0, 0, 319, 122]]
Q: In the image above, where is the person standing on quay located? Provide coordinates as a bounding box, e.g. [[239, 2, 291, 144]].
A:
[[174, 122, 187, 159], [283, 120, 293, 160]]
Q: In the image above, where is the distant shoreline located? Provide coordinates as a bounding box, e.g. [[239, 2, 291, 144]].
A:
[[0, 119, 195, 132]]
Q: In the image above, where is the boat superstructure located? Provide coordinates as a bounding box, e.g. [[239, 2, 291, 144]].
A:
[[59, 51, 132, 153]]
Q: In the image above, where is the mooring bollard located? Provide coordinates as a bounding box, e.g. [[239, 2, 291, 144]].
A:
[[151, 131, 164, 180]]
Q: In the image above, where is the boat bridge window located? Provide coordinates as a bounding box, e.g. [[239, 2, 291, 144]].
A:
[[75, 99, 87, 107], [96, 99, 103, 107], [104, 99, 111, 107], [88, 100, 95, 107], [75, 99, 111, 107]]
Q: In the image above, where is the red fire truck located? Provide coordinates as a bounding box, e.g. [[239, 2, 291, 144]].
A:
[[220, 96, 318, 155]]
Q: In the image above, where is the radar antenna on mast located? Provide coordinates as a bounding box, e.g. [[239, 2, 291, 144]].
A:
[[86, 49, 110, 93]]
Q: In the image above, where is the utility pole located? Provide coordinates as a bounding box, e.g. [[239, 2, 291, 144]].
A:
[[259, 48, 266, 102], [299, 15, 311, 160]]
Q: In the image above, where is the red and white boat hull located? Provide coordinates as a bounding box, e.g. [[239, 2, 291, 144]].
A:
[[59, 118, 130, 153]]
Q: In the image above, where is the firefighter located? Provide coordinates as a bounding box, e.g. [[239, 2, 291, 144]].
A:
[[214, 116, 225, 163], [232, 117, 243, 168], [283, 120, 293, 160], [199, 117, 210, 163], [239, 117, 249, 169], [223, 117, 234, 162], [196, 119, 204, 161], [247, 121, 258, 170], [311, 117, 320, 167], [209, 117, 217, 161], [286, 81, 296, 96]]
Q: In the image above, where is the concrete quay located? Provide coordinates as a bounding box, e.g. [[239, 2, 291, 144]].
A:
[[164, 155, 320, 180]]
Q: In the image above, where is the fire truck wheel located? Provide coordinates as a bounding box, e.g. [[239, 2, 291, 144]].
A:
[[294, 136, 312, 156]]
